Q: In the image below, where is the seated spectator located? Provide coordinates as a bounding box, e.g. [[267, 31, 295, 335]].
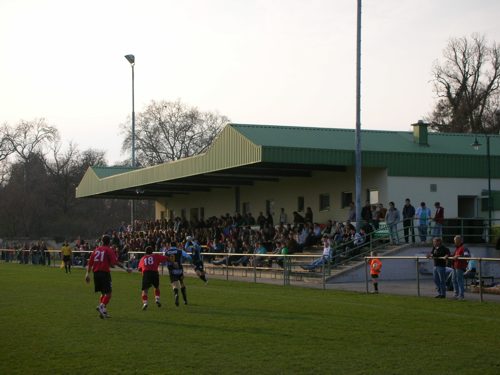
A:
[[332, 222, 345, 245], [343, 227, 366, 256], [321, 220, 335, 238], [464, 256, 477, 282], [300, 235, 332, 271], [231, 241, 251, 266], [297, 224, 312, 251], [286, 233, 299, 254], [252, 241, 268, 267], [311, 223, 323, 244], [274, 241, 289, 268], [211, 239, 236, 265]]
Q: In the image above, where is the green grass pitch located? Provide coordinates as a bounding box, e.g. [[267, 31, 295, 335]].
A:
[[0, 263, 499, 375]]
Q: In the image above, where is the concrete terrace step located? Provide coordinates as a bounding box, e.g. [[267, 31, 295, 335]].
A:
[[325, 243, 411, 282]]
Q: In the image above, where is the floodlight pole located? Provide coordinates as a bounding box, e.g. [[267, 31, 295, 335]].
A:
[[125, 54, 136, 229], [354, 0, 362, 231]]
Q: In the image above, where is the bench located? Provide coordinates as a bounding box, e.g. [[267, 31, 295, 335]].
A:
[[372, 222, 389, 239], [466, 275, 495, 288]]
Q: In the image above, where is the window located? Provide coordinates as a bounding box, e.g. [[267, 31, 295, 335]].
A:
[[180, 208, 186, 220], [341, 192, 353, 208], [369, 190, 379, 204], [319, 193, 330, 211], [297, 196, 304, 212], [430, 184, 437, 192]]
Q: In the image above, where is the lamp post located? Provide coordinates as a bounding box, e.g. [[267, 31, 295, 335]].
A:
[[125, 54, 135, 228], [471, 134, 491, 239], [354, 0, 362, 231]]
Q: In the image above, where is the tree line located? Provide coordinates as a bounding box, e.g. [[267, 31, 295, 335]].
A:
[[0, 101, 228, 241], [0, 34, 498, 241]]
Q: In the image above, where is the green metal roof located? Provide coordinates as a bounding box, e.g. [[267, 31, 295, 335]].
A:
[[76, 123, 500, 199], [231, 124, 500, 155]]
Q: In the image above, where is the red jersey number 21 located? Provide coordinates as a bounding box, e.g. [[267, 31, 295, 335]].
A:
[[94, 250, 105, 262]]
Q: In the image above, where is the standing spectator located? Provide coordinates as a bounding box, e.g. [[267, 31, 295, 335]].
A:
[[450, 235, 467, 300], [305, 207, 314, 224], [85, 235, 132, 319], [371, 204, 380, 230], [415, 202, 432, 243], [369, 251, 382, 293], [427, 237, 450, 299], [292, 211, 305, 225], [137, 246, 169, 310], [361, 201, 372, 226], [266, 211, 274, 227], [378, 203, 387, 222], [61, 241, 72, 274], [347, 202, 356, 222], [402, 198, 416, 243], [279, 208, 287, 225], [432, 202, 445, 238], [385, 202, 401, 245], [257, 212, 266, 228]]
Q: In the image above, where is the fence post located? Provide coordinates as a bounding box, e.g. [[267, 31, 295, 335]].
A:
[[365, 257, 369, 294], [322, 262, 326, 290], [288, 255, 292, 286], [283, 256, 287, 286], [416, 257, 420, 297], [253, 255, 257, 283], [478, 258, 483, 303]]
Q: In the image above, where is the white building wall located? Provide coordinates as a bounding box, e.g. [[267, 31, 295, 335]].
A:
[[387, 176, 500, 219]]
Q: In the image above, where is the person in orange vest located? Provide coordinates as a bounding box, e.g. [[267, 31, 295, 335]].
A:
[[369, 251, 382, 293]]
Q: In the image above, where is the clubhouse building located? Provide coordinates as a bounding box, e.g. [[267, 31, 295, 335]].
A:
[[76, 122, 500, 226]]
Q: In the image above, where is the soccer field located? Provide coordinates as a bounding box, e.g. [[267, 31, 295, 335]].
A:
[[0, 263, 499, 375]]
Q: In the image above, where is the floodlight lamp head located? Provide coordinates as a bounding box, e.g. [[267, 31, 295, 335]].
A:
[[125, 54, 135, 65]]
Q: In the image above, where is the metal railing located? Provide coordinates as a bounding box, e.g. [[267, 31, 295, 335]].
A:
[[363, 255, 500, 303]]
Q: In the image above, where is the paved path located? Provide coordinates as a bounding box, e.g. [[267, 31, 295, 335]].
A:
[[325, 279, 500, 303], [204, 273, 500, 303]]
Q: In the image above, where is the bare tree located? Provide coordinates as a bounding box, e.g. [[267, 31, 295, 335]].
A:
[[0, 123, 15, 185], [121, 100, 229, 166], [0, 123, 14, 162], [43, 141, 80, 214], [429, 34, 500, 134], [6, 118, 59, 162]]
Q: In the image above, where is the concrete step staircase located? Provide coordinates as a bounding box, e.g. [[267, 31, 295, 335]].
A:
[[323, 243, 410, 283]]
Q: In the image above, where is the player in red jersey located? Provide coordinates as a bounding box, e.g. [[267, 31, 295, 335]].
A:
[[138, 246, 169, 310], [85, 234, 131, 319]]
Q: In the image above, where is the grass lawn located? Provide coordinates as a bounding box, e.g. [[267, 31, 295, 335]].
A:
[[0, 263, 499, 375]]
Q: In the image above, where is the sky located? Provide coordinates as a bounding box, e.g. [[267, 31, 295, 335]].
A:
[[1, 0, 500, 165]]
